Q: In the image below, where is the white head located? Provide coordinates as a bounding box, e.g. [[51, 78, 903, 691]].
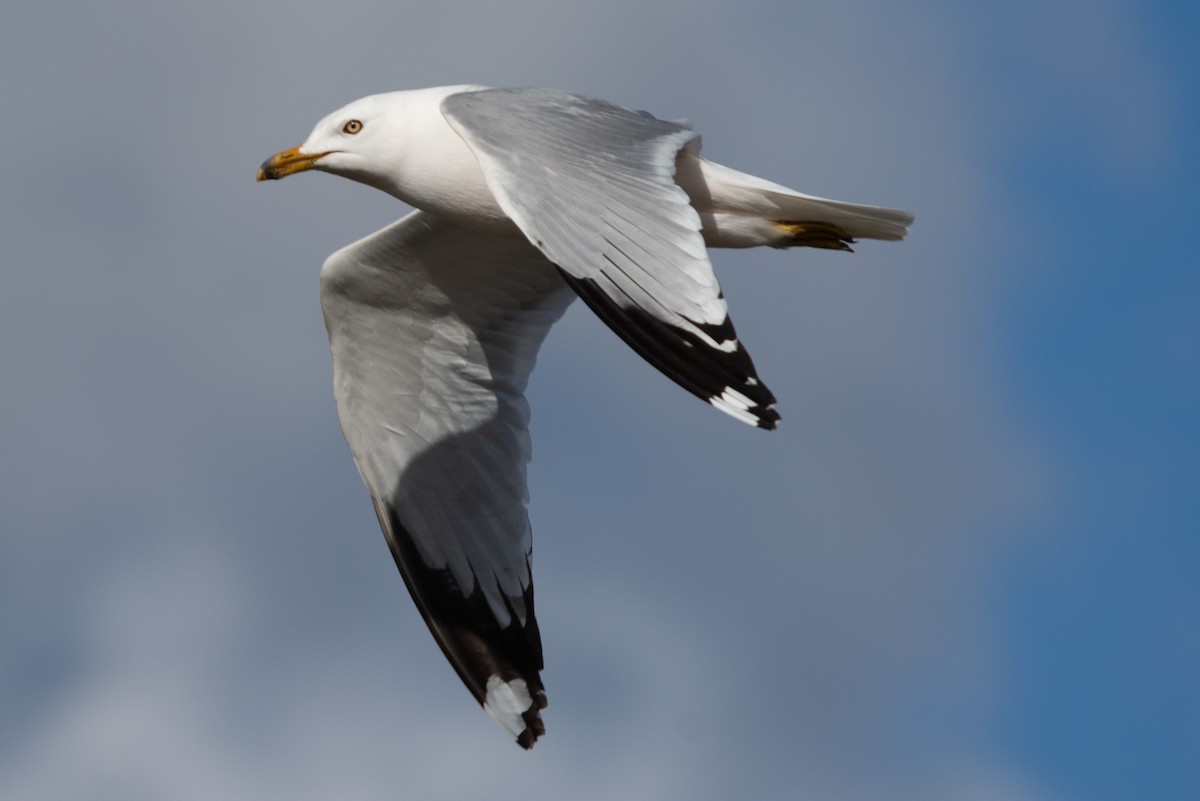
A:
[[257, 93, 408, 193], [257, 85, 503, 223], [256, 86, 491, 199]]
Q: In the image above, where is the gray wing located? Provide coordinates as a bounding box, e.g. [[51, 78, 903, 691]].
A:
[[442, 88, 779, 429], [320, 210, 575, 748]]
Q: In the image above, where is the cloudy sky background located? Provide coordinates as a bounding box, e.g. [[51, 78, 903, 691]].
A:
[[2, 1, 1196, 799]]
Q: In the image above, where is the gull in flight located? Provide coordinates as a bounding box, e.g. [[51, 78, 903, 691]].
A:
[[257, 85, 912, 748]]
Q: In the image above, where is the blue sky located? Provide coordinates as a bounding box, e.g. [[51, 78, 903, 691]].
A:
[[1, 1, 1196, 799], [984, 4, 1200, 795]]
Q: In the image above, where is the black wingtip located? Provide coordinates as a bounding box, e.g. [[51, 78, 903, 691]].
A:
[[371, 499, 548, 747], [559, 271, 779, 427], [515, 692, 549, 749], [757, 407, 781, 431]]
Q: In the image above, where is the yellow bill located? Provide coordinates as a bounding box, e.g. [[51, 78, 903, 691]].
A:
[[256, 146, 327, 181]]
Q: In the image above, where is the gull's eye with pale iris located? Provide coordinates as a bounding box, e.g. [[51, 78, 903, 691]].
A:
[[343, 119, 363, 135]]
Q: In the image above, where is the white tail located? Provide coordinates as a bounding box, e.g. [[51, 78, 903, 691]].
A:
[[675, 153, 914, 250]]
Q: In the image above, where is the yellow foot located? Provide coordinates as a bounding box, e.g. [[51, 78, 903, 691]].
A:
[[775, 221, 856, 251]]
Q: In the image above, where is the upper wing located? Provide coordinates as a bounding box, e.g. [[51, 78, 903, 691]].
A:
[[442, 88, 779, 429], [319, 210, 575, 748]]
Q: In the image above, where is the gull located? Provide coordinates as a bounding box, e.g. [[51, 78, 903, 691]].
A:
[[257, 85, 912, 748]]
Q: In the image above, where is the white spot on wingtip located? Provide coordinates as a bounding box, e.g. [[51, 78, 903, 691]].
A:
[[483, 675, 534, 741], [693, 331, 739, 352], [708, 387, 761, 426], [713, 337, 738, 353], [718, 386, 755, 410]]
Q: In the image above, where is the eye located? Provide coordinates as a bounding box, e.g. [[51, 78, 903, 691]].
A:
[[342, 119, 363, 135]]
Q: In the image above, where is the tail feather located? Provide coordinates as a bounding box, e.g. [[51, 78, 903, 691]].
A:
[[677, 154, 914, 246]]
